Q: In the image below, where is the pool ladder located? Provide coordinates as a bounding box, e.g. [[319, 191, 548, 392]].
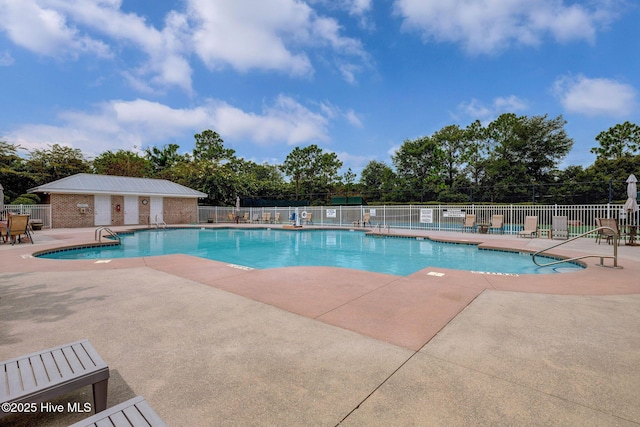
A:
[[150, 215, 166, 229], [95, 226, 121, 243], [373, 224, 390, 234], [532, 226, 621, 269]]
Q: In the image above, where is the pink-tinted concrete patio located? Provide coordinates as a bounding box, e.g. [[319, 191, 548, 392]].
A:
[[2, 225, 639, 426]]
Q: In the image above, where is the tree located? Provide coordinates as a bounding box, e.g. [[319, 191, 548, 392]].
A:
[[341, 168, 356, 193], [236, 161, 286, 200], [314, 151, 343, 202], [464, 120, 489, 183], [0, 140, 22, 167], [93, 150, 153, 177], [27, 144, 91, 185], [591, 121, 640, 159], [144, 143, 187, 175], [281, 145, 342, 203], [392, 136, 445, 202], [482, 114, 573, 202], [0, 140, 35, 202], [431, 124, 470, 188], [582, 155, 640, 203], [281, 146, 307, 200], [192, 130, 235, 162], [360, 160, 396, 202]]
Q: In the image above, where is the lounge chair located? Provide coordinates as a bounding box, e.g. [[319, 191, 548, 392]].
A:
[[4, 214, 33, 244], [552, 216, 569, 240], [353, 213, 370, 227], [242, 212, 250, 223], [462, 214, 476, 232], [595, 218, 625, 245], [68, 396, 166, 427], [518, 216, 538, 238], [488, 215, 504, 234], [251, 213, 260, 223], [227, 212, 235, 222], [289, 212, 296, 224], [1, 339, 109, 419], [302, 212, 313, 225], [273, 212, 280, 223]]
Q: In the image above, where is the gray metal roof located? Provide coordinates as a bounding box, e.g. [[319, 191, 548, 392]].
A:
[[28, 174, 208, 198]]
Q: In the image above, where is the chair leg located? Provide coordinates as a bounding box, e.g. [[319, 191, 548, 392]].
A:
[[92, 378, 109, 413]]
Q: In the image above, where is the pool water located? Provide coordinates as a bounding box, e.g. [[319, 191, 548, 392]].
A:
[[38, 228, 583, 276]]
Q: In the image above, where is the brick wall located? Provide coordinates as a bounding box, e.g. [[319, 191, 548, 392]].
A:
[[50, 194, 199, 228], [110, 195, 123, 226], [163, 198, 198, 224], [51, 194, 95, 228]]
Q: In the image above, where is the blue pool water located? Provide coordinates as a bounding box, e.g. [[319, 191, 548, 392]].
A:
[[37, 228, 583, 276]]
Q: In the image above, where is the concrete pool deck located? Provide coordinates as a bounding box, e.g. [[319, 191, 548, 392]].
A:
[[1, 225, 639, 426]]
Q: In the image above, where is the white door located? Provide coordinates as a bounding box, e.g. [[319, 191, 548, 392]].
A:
[[124, 195, 139, 225], [94, 195, 111, 226], [150, 197, 163, 224]]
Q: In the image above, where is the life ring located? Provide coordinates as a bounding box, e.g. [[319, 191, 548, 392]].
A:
[[301, 211, 308, 219]]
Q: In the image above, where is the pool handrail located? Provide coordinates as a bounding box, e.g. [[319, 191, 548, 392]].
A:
[[532, 226, 621, 269], [95, 226, 121, 243], [151, 215, 166, 229]]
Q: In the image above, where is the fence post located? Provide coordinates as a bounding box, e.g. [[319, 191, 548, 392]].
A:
[[510, 204, 513, 235], [409, 205, 412, 230], [383, 205, 386, 227]]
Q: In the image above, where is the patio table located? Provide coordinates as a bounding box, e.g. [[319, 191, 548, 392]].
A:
[[477, 223, 489, 234], [538, 228, 552, 239]]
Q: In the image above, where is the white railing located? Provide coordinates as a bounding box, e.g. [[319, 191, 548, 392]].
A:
[[533, 226, 621, 269], [1, 204, 52, 228], [198, 204, 638, 238]]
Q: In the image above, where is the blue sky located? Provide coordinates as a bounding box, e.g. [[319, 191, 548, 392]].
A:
[[1, 0, 638, 178]]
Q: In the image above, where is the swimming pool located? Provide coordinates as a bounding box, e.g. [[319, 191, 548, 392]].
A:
[[37, 228, 583, 276]]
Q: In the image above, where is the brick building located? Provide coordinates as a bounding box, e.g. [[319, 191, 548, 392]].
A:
[[28, 174, 207, 228]]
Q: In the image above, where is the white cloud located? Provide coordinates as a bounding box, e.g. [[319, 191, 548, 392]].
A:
[[344, 109, 363, 127], [553, 74, 637, 117], [493, 95, 528, 112], [337, 62, 362, 84], [457, 95, 528, 122], [0, 50, 14, 66], [330, 150, 371, 176], [0, 0, 111, 58], [186, 0, 365, 78], [5, 95, 337, 157], [309, 0, 374, 29], [387, 145, 400, 158], [0, 0, 191, 90], [186, 0, 312, 76], [393, 0, 619, 54], [213, 95, 331, 145], [347, 0, 373, 16], [0, 0, 367, 92], [49, 0, 193, 92]]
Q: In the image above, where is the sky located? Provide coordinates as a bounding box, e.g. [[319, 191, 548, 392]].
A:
[[1, 0, 639, 179]]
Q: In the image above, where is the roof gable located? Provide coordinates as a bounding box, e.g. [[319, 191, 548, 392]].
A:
[[28, 174, 207, 198]]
